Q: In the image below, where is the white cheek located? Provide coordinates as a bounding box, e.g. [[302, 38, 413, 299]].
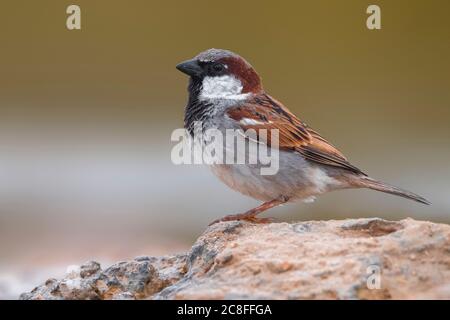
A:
[[200, 75, 250, 101]]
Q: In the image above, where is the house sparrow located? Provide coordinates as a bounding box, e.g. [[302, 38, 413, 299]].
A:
[[176, 48, 430, 225]]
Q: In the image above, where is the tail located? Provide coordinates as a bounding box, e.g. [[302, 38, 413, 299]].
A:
[[357, 176, 431, 205]]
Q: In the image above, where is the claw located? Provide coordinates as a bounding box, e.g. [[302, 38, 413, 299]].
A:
[[243, 216, 275, 224], [208, 214, 275, 226]]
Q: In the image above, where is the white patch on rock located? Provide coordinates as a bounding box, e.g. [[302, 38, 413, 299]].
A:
[[66, 265, 81, 278], [62, 278, 81, 290], [200, 75, 250, 101]]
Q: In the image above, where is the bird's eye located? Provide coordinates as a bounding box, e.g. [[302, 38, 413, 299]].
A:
[[212, 63, 224, 73]]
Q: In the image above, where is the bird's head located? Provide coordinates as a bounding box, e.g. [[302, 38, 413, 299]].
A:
[[176, 48, 263, 100]]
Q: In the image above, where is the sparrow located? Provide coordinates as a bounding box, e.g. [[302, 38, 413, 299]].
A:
[[176, 48, 430, 225]]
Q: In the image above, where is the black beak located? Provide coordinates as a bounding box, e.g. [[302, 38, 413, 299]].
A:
[[176, 59, 203, 77]]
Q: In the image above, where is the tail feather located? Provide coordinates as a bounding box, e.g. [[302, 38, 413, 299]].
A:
[[358, 177, 431, 205]]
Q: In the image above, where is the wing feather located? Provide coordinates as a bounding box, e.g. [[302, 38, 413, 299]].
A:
[[226, 94, 366, 175]]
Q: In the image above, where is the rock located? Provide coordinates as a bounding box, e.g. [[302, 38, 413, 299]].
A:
[[20, 218, 450, 300]]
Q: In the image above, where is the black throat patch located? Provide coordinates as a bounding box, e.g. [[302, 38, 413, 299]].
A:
[[183, 78, 214, 136]]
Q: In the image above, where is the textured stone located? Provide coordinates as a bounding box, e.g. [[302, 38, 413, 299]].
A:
[[20, 218, 450, 300]]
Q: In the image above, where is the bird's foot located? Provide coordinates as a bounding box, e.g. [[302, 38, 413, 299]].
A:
[[208, 212, 274, 226], [208, 197, 288, 226]]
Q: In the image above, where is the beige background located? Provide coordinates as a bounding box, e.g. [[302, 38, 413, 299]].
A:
[[0, 0, 449, 298]]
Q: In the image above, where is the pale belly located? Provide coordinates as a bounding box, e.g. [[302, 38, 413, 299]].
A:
[[210, 149, 343, 202]]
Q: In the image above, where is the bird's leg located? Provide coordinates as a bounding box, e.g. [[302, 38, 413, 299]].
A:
[[209, 196, 289, 226]]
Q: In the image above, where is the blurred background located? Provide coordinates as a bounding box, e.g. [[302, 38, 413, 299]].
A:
[[0, 0, 449, 298]]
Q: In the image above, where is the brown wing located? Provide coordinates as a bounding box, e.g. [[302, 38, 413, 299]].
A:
[[226, 94, 366, 175]]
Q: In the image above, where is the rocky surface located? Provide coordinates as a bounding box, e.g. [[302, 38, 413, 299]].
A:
[[20, 218, 450, 300]]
